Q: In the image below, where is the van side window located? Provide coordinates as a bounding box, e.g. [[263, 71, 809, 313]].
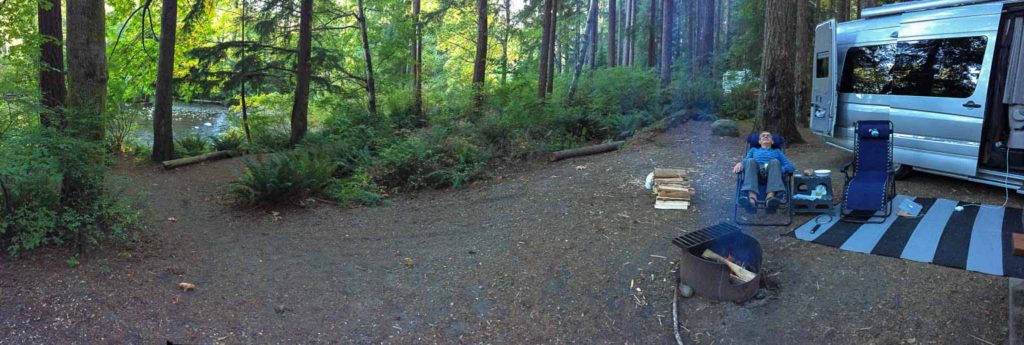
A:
[[839, 44, 896, 94], [890, 36, 987, 98], [815, 53, 829, 78]]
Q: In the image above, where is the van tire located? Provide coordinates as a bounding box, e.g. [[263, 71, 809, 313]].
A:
[[893, 164, 913, 180]]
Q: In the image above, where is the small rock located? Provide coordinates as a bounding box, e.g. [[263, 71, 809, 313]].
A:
[[178, 282, 196, 291], [755, 289, 768, 300], [679, 284, 694, 298], [403, 257, 414, 268], [274, 305, 292, 314], [906, 338, 916, 344], [711, 119, 739, 137]]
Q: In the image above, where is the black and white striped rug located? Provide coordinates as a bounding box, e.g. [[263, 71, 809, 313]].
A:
[[792, 195, 1024, 278]]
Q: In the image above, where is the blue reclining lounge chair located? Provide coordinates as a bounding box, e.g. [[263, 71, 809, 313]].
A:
[[734, 133, 793, 226], [841, 120, 896, 223]]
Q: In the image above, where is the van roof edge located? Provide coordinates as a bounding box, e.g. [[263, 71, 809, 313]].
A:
[[861, 0, 1000, 19]]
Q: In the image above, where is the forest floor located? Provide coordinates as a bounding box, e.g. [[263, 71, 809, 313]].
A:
[[1, 121, 1021, 344]]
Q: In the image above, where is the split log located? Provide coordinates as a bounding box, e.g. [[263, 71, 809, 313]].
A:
[[1014, 233, 1024, 256], [653, 177, 688, 185], [162, 150, 236, 170], [549, 141, 625, 162], [653, 168, 687, 178], [702, 249, 756, 282]]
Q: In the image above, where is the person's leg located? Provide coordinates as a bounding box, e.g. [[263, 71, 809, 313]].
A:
[[766, 159, 786, 195], [741, 159, 760, 194]]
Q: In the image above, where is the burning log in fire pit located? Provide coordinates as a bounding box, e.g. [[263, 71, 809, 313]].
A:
[[672, 223, 763, 303]]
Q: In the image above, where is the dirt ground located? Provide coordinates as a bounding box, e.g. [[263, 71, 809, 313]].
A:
[[1, 121, 1022, 344]]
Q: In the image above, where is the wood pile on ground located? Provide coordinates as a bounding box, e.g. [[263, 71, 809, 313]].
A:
[[652, 168, 695, 210]]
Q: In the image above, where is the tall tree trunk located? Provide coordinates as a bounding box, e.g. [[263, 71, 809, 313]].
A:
[[38, 0, 66, 130], [568, 0, 599, 99], [693, 0, 714, 79], [588, 13, 598, 69], [837, 0, 849, 22], [501, 0, 511, 85], [472, 0, 489, 112], [64, 0, 107, 224], [647, 0, 657, 68], [795, 0, 810, 126], [547, 0, 558, 94], [65, 0, 106, 142], [357, 0, 377, 115], [628, 0, 637, 65], [290, 0, 313, 145], [539, 0, 553, 98], [757, 0, 804, 143], [659, 0, 673, 87], [413, 0, 423, 120], [152, 0, 177, 162], [240, 0, 251, 145], [608, 0, 617, 67]]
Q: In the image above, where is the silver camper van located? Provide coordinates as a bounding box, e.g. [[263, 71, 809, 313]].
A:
[[810, 0, 1024, 193]]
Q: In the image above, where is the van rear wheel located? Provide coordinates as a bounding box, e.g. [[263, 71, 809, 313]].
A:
[[893, 163, 913, 180]]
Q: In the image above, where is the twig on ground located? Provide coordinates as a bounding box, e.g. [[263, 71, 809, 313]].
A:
[[969, 334, 994, 345], [650, 254, 667, 259], [673, 267, 685, 345]]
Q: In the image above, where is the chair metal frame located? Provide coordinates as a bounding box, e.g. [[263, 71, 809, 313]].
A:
[[733, 133, 794, 227], [840, 120, 896, 224]]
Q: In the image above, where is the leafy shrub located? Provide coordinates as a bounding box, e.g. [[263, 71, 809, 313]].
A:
[[719, 79, 760, 120], [231, 150, 337, 205], [331, 172, 388, 207], [0, 129, 144, 255], [212, 129, 245, 151], [175, 133, 210, 157], [372, 126, 488, 190]]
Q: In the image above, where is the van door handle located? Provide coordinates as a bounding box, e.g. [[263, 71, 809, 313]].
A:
[[963, 101, 982, 108]]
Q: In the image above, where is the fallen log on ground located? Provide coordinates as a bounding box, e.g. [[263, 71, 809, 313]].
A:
[[162, 150, 237, 170], [548, 141, 625, 162]]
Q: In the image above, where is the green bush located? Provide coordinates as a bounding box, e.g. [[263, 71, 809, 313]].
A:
[[331, 172, 388, 207], [372, 127, 488, 190], [0, 129, 144, 255], [231, 150, 337, 205], [175, 133, 210, 157], [720, 79, 759, 120], [212, 129, 245, 152]]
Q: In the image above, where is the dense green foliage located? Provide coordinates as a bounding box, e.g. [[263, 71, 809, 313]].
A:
[[0, 129, 144, 255]]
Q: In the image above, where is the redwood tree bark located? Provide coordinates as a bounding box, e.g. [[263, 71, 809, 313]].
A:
[[539, 0, 553, 98], [65, 0, 106, 142], [757, 0, 804, 143], [290, 0, 312, 145], [795, 0, 811, 126], [547, 0, 558, 94], [659, 0, 673, 87], [472, 0, 488, 111], [647, 0, 657, 68], [837, 0, 849, 22], [357, 0, 377, 115], [413, 0, 423, 119], [152, 0, 177, 162], [608, 0, 617, 67], [38, 0, 66, 130], [693, 0, 714, 79]]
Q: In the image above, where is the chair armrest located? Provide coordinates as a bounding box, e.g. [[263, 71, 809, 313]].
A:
[[840, 161, 854, 180]]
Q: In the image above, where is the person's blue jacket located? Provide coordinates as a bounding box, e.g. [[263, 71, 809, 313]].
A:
[[744, 147, 795, 174]]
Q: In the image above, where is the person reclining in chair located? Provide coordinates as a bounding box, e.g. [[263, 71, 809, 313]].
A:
[[731, 131, 796, 209]]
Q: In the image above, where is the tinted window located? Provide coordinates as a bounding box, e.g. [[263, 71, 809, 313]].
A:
[[890, 36, 987, 98], [839, 44, 896, 94], [815, 53, 829, 78]]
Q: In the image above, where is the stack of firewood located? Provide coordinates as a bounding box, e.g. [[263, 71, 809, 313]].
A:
[[652, 168, 695, 210]]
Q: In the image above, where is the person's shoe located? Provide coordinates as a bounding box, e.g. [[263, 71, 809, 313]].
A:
[[739, 195, 757, 213], [765, 195, 781, 211]]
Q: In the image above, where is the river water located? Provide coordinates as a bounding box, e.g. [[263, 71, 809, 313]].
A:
[[133, 102, 232, 145]]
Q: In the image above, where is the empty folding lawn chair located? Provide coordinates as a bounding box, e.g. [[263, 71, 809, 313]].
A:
[[840, 120, 896, 223]]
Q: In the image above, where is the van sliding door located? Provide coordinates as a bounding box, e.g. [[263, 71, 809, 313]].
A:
[[811, 19, 838, 137], [889, 3, 1002, 177]]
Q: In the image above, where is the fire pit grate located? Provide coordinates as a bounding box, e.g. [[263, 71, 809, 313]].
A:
[[672, 223, 741, 249], [673, 222, 762, 303]]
